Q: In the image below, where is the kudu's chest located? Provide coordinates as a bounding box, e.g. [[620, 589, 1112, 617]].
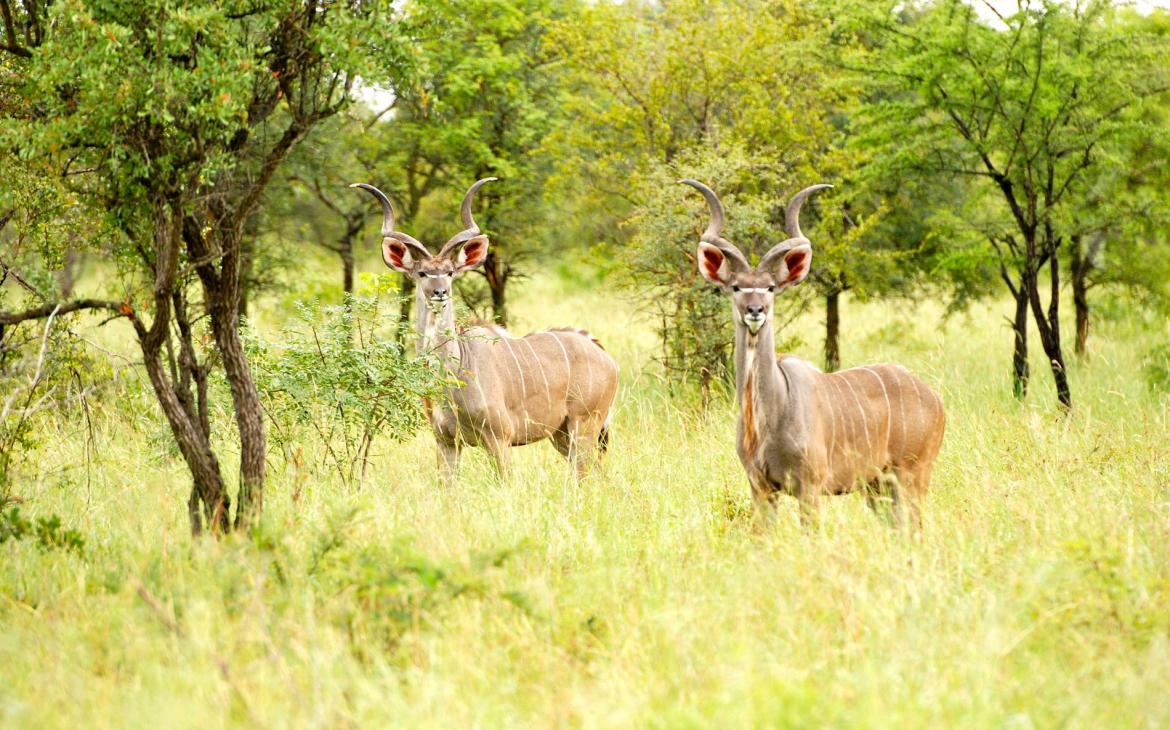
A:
[[736, 371, 811, 495]]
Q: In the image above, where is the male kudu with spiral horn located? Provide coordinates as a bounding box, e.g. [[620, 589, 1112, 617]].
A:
[[351, 178, 618, 483], [680, 179, 945, 527]]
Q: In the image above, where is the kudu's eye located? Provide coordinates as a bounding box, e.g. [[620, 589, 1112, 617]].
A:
[[768, 286, 775, 293], [731, 285, 740, 292]]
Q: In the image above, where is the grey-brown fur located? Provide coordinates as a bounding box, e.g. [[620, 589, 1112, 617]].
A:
[[682, 179, 945, 527], [352, 179, 618, 483]]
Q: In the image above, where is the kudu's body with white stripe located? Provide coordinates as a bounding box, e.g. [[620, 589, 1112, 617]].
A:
[[352, 179, 618, 483], [681, 180, 945, 527]]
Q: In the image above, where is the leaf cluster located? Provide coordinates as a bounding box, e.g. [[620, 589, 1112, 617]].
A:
[[0, 507, 86, 553], [242, 286, 446, 486]]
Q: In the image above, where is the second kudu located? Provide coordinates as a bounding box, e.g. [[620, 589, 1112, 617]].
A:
[[681, 180, 945, 527], [351, 178, 618, 483]]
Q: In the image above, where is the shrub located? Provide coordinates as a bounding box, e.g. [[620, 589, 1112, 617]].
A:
[[0, 507, 85, 553], [244, 289, 447, 487], [1143, 341, 1170, 394]]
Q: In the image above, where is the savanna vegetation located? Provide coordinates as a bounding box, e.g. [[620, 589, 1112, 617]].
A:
[[3, 0, 1170, 726]]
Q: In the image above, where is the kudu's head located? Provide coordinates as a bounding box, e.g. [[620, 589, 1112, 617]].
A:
[[681, 179, 831, 336], [350, 178, 497, 305]]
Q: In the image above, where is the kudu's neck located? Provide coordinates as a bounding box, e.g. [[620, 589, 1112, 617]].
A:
[[735, 318, 789, 415], [415, 286, 459, 367]]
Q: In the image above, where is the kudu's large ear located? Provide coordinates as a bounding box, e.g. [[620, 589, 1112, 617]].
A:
[[350, 182, 432, 274], [760, 241, 813, 287], [453, 234, 490, 275], [382, 239, 420, 274], [697, 241, 733, 288]]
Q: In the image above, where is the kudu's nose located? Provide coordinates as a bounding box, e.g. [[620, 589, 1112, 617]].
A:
[[746, 304, 766, 318], [432, 288, 448, 300]]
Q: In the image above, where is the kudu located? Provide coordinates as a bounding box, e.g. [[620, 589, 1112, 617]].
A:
[[351, 178, 618, 483], [681, 180, 945, 527]]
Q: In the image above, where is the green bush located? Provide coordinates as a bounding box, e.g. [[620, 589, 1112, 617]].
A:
[[1143, 341, 1170, 394], [243, 290, 447, 487], [0, 507, 85, 553]]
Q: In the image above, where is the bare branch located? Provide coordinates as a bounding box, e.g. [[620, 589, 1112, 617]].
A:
[[0, 298, 134, 326], [0, 258, 44, 298], [0, 304, 59, 422]]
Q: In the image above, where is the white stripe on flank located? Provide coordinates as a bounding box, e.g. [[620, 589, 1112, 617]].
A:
[[500, 339, 528, 431], [464, 352, 498, 442], [861, 367, 891, 441], [543, 331, 573, 401], [828, 376, 852, 460], [581, 334, 593, 404], [907, 374, 923, 442], [521, 336, 552, 409], [823, 374, 837, 463], [891, 368, 905, 452], [841, 375, 870, 454]]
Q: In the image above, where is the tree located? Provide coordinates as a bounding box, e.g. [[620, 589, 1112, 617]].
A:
[[848, 0, 1170, 408], [264, 112, 386, 299], [552, 0, 885, 391], [1062, 8, 1170, 357], [381, 0, 575, 326], [0, 0, 404, 534]]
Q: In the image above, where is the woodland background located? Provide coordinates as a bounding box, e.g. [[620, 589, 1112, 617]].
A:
[[2, 0, 1170, 726]]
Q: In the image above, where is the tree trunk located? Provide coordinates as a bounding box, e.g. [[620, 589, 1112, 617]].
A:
[[206, 280, 266, 530], [397, 273, 413, 342], [824, 289, 840, 372], [186, 217, 267, 530], [1073, 279, 1089, 359], [1011, 277, 1030, 400], [212, 312, 266, 528], [140, 336, 231, 534], [1070, 236, 1090, 358], [237, 234, 254, 321], [55, 251, 81, 298], [341, 246, 355, 297], [143, 204, 231, 534], [340, 217, 364, 299], [482, 250, 508, 327], [1025, 255, 1071, 410]]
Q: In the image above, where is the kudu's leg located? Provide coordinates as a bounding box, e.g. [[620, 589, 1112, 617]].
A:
[[570, 424, 607, 480], [890, 466, 924, 533], [484, 435, 512, 483], [553, 418, 600, 481], [437, 438, 461, 487], [866, 474, 900, 527], [750, 482, 781, 532], [797, 489, 823, 530], [568, 434, 595, 481], [794, 471, 827, 530]]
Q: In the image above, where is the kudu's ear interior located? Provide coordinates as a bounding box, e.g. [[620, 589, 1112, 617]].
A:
[[382, 239, 416, 274], [453, 234, 490, 274], [777, 244, 812, 286], [697, 242, 732, 287]]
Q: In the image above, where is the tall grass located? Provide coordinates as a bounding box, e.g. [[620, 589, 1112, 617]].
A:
[[2, 261, 1169, 728]]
